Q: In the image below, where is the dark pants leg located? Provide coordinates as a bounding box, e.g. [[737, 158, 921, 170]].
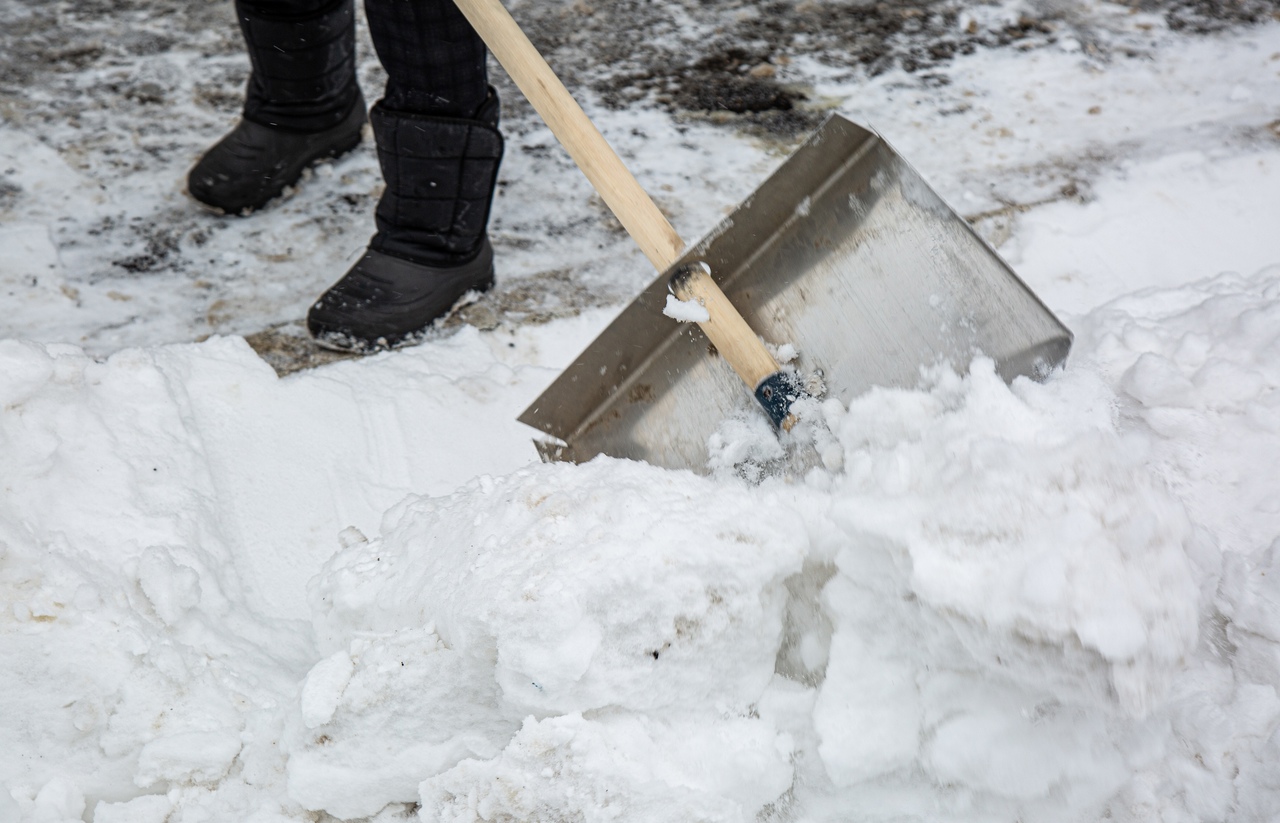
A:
[[363, 0, 490, 118]]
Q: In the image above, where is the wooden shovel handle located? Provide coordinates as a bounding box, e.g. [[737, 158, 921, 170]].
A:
[[451, 0, 684, 271], [671, 265, 798, 431], [454, 0, 797, 427], [669, 265, 781, 390]]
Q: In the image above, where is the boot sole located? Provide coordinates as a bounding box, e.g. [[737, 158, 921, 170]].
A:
[[311, 277, 495, 355]]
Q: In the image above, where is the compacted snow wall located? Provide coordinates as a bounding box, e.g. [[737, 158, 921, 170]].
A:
[[3, 267, 1279, 822]]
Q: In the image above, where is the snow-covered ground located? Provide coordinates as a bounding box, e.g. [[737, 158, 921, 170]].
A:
[[2, 0, 1280, 820]]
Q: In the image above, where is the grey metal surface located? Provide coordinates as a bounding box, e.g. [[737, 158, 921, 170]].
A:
[[518, 115, 1072, 471]]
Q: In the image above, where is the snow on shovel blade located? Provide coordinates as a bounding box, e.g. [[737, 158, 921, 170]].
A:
[[518, 116, 1072, 472]]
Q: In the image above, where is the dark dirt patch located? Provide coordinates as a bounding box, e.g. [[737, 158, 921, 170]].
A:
[[1160, 0, 1280, 32], [114, 225, 185, 274], [671, 56, 797, 115], [515, 0, 1279, 139], [0, 178, 22, 210], [601, 44, 819, 135], [244, 323, 359, 375], [534, 0, 1079, 138], [42, 42, 109, 70], [451, 264, 627, 330]]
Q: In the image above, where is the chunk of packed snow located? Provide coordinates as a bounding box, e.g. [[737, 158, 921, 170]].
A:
[[299, 652, 355, 729], [662, 293, 711, 323]]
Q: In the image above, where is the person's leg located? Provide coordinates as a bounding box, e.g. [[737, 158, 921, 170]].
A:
[[364, 0, 489, 120], [239, 0, 363, 132], [187, 0, 367, 213], [307, 0, 505, 351]]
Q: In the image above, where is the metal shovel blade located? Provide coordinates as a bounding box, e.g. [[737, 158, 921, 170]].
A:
[[519, 115, 1072, 471]]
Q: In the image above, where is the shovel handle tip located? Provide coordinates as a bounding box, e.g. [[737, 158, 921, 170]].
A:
[[670, 263, 802, 429], [754, 372, 802, 431]]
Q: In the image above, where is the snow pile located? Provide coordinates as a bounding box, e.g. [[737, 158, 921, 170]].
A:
[[0, 338, 315, 822], [3, 263, 1279, 821], [829, 358, 1199, 708], [268, 339, 1205, 822], [290, 461, 806, 820], [1080, 267, 1280, 557], [1076, 269, 1280, 820], [799, 359, 1200, 816]]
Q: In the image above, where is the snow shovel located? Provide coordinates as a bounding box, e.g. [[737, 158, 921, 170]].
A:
[[454, 0, 1073, 472]]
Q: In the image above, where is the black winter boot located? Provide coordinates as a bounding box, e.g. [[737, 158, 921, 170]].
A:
[[308, 92, 504, 352], [187, 0, 366, 214]]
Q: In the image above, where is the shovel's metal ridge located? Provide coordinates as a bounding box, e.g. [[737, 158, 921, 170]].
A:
[[518, 115, 1072, 472]]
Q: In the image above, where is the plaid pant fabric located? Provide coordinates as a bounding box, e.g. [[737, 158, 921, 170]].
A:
[[364, 0, 489, 118], [239, 0, 489, 120]]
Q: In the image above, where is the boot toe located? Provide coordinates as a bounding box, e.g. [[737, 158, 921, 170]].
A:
[[308, 242, 495, 353], [187, 164, 258, 215], [186, 100, 366, 214]]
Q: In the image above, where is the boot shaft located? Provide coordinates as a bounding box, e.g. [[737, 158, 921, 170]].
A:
[[237, 0, 361, 132], [369, 92, 504, 263]]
